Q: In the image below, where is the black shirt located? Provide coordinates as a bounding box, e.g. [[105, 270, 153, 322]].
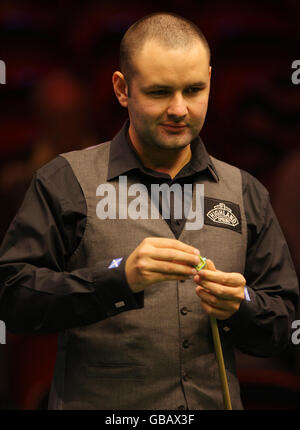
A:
[[0, 121, 298, 357]]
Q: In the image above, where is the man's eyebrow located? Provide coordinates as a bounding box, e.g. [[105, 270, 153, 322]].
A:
[[143, 81, 207, 90]]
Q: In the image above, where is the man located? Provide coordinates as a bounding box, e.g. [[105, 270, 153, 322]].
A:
[[0, 13, 298, 410]]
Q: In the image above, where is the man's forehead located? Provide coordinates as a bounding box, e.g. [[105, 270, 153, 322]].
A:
[[139, 38, 208, 57], [140, 78, 208, 90], [136, 71, 210, 91], [133, 39, 210, 83]]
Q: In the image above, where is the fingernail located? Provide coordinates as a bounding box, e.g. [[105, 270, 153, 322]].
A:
[[193, 249, 200, 255]]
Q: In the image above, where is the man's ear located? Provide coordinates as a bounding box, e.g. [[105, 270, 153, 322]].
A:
[[209, 66, 212, 79], [112, 71, 129, 107]]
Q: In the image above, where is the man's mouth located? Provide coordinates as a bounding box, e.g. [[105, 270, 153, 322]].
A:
[[160, 123, 188, 132]]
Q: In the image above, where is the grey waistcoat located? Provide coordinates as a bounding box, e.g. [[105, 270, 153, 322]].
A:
[[48, 140, 247, 410]]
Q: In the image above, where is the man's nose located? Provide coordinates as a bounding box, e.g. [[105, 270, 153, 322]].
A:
[[167, 93, 188, 118]]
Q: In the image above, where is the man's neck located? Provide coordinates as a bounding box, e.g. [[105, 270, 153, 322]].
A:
[[127, 128, 192, 179]]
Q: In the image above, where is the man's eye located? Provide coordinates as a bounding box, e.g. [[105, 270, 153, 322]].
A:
[[149, 90, 168, 96], [185, 87, 203, 94]]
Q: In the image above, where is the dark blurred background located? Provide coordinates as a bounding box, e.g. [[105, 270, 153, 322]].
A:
[[0, 0, 299, 410]]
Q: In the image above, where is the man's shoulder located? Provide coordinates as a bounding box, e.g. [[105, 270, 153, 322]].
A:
[[36, 141, 112, 181], [61, 140, 112, 160], [239, 168, 271, 226], [60, 140, 112, 168], [239, 168, 269, 200], [35, 154, 72, 182], [210, 155, 269, 196]]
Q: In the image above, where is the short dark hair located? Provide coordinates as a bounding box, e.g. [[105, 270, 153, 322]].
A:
[[120, 12, 211, 86]]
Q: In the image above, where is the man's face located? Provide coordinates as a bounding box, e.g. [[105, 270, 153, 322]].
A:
[[126, 39, 211, 151]]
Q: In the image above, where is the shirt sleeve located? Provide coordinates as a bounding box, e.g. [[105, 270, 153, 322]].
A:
[[218, 170, 299, 357], [0, 156, 142, 335]]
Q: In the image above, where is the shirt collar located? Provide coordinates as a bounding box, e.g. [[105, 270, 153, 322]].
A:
[[107, 119, 219, 182]]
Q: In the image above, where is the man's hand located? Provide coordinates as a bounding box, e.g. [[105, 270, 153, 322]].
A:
[[194, 259, 246, 320], [125, 237, 201, 293]]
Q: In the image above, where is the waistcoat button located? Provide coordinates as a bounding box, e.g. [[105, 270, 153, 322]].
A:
[[182, 373, 190, 382], [177, 405, 186, 410], [182, 339, 189, 348], [180, 307, 188, 315]]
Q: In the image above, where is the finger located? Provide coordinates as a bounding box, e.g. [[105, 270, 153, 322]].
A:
[[198, 299, 231, 320], [145, 237, 200, 256], [196, 288, 237, 311], [195, 279, 244, 300], [147, 259, 197, 277], [205, 258, 217, 271], [138, 272, 191, 289], [150, 272, 191, 283], [196, 269, 246, 287], [148, 247, 201, 267]]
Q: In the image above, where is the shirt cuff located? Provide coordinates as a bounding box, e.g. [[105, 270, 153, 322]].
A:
[[244, 286, 251, 301], [92, 256, 144, 318], [217, 285, 257, 333]]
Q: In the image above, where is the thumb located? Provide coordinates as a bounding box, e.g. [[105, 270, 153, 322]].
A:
[[205, 258, 217, 271]]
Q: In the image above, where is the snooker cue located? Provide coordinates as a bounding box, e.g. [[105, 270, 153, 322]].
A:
[[195, 256, 232, 410], [209, 315, 232, 410]]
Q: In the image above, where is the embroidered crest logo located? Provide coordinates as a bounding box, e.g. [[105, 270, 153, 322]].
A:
[[206, 202, 239, 227]]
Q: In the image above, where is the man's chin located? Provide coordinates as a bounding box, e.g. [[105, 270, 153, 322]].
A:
[[154, 141, 191, 151], [155, 134, 193, 150]]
